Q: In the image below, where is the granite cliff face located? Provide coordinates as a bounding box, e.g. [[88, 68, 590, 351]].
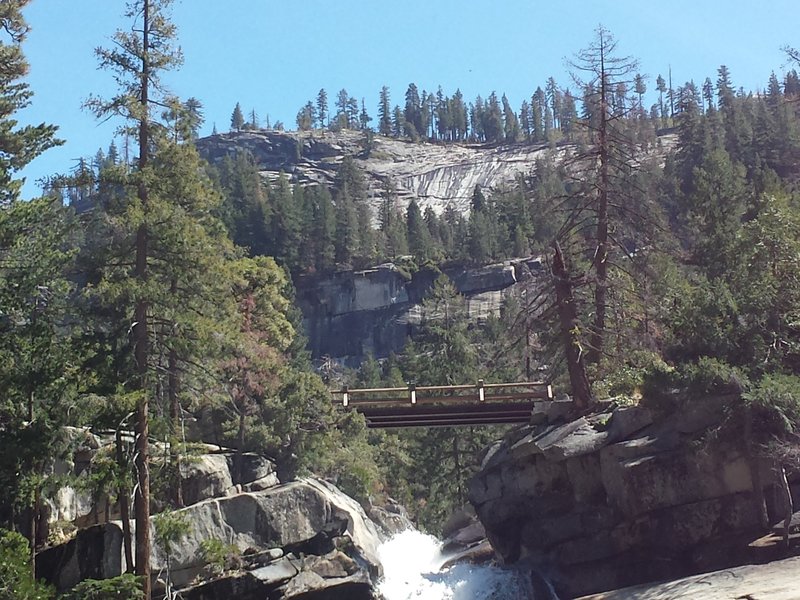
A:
[[468, 397, 796, 598], [196, 129, 561, 215], [196, 129, 675, 217], [295, 257, 545, 365]]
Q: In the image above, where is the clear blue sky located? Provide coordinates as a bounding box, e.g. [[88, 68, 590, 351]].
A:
[[17, 0, 800, 198]]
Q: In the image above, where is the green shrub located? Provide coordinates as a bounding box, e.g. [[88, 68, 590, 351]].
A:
[[744, 373, 800, 435], [679, 357, 748, 397], [640, 357, 748, 415], [60, 574, 142, 600], [199, 538, 241, 577], [594, 352, 670, 403], [0, 529, 54, 599]]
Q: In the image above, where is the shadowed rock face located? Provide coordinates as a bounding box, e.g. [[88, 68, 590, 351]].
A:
[[296, 258, 545, 365], [196, 129, 557, 216], [468, 399, 790, 598]]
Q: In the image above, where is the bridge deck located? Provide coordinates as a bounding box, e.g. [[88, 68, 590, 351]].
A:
[[331, 381, 552, 428]]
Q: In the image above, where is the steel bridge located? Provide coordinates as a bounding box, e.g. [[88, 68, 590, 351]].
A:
[[331, 380, 553, 428]]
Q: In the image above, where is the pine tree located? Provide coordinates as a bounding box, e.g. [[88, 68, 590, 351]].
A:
[[85, 2, 185, 595], [546, 77, 562, 130], [502, 94, 519, 142], [452, 89, 468, 140], [379, 180, 408, 259], [316, 89, 328, 128], [214, 151, 270, 255], [231, 102, 245, 132], [0, 197, 79, 573], [296, 101, 316, 131], [268, 173, 302, 271], [561, 90, 578, 139], [222, 256, 293, 483], [183, 97, 204, 139], [406, 199, 431, 260], [378, 86, 392, 136], [309, 186, 336, 271], [359, 98, 372, 130], [483, 92, 504, 143], [333, 89, 348, 129], [404, 83, 422, 140], [0, 1, 61, 203], [392, 105, 404, 137], [334, 191, 357, 265], [656, 74, 667, 124], [531, 88, 545, 142], [634, 74, 647, 115], [716, 65, 735, 112], [702, 77, 715, 113], [519, 100, 532, 140]]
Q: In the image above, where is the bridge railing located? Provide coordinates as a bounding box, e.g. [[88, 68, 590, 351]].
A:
[[331, 380, 553, 407]]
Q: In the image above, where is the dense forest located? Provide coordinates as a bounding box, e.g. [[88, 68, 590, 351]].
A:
[[3, 0, 800, 597]]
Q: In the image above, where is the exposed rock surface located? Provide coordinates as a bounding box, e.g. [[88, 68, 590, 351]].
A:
[[367, 498, 414, 537], [38, 478, 384, 599], [468, 398, 791, 598], [297, 258, 543, 364], [196, 129, 560, 216], [577, 555, 800, 600], [45, 443, 279, 532], [36, 523, 123, 591], [37, 435, 387, 599], [196, 129, 674, 218]]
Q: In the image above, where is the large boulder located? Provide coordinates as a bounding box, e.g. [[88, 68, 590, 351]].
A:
[[38, 478, 383, 597], [180, 454, 236, 506], [149, 478, 382, 588], [35, 523, 123, 592], [468, 396, 781, 597]]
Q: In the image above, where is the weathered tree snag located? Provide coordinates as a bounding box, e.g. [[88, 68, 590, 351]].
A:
[[552, 241, 593, 411], [589, 33, 610, 365]]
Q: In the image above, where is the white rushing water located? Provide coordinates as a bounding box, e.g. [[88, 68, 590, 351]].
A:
[[377, 529, 534, 600]]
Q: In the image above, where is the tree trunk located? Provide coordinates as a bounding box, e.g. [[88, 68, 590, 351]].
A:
[[744, 412, 769, 529], [452, 433, 462, 505], [779, 465, 793, 548], [236, 402, 246, 486], [116, 429, 134, 572], [27, 387, 36, 578], [168, 334, 184, 508], [552, 241, 593, 411], [29, 492, 36, 579], [590, 37, 609, 365], [134, 2, 152, 597]]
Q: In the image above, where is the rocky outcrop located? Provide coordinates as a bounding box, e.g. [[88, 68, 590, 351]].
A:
[[196, 130, 674, 218], [38, 431, 387, 599], [196, 129, 559, 216], [45, 440, 280, 532], [367, 498, 414, 538], [38, 478, 384, 599], [36, 522, 124, 590], [297, 258, 542, 364], [577, 554, 800, 600], [468, 398, 789, 598]]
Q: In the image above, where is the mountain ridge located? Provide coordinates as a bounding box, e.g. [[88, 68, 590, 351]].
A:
[[196, 128, 673, 216]]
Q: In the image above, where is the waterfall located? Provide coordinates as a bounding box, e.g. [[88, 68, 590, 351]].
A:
[[376, 529, 536, 600]]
